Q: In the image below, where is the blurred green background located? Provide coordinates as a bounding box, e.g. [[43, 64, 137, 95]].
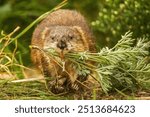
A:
[[0, 0, 149, 66]]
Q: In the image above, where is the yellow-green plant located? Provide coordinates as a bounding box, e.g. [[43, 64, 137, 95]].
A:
[[0, 0, 67, 79]]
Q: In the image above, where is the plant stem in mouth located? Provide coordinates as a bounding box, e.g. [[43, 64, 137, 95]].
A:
[[60, 50, 65, 60]]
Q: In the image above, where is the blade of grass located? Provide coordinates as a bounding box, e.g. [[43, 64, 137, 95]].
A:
[[13, 0, 67, 40]]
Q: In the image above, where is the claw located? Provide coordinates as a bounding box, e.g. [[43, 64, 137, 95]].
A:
[[71, 83, 79, 91]]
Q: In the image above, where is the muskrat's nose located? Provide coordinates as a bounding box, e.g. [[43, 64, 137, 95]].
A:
[[57, 40, 67, 50]]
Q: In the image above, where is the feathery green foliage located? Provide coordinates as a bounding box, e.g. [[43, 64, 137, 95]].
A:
[[43, 31, 150, 93]]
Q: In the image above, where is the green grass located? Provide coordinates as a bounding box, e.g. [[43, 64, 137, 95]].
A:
[[0, 80, 70, 100], [0, 78, 149, 100]]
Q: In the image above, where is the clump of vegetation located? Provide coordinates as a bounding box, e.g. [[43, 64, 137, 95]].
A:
[[42, 31, 150, 94], [0, 26, 21, 79]]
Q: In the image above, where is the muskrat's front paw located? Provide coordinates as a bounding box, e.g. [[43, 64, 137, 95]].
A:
[[51, 85, 65, 94], [48, 77, 67, 94]]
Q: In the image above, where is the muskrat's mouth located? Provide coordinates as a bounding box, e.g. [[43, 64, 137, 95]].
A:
[[56, 48, 72, 59], [43, 46, 72, 60]]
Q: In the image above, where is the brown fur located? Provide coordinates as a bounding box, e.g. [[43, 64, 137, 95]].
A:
[[31, 9, 96, 95]]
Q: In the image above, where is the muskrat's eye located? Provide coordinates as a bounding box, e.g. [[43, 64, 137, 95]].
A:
[[70, 36, 73, 40], [68, 33, 74, 40], [50, 36, 55, 40]]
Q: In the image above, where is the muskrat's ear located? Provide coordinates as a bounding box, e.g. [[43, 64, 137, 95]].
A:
[[73, 26, 89, 50], [41, 27, 51, 40]]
